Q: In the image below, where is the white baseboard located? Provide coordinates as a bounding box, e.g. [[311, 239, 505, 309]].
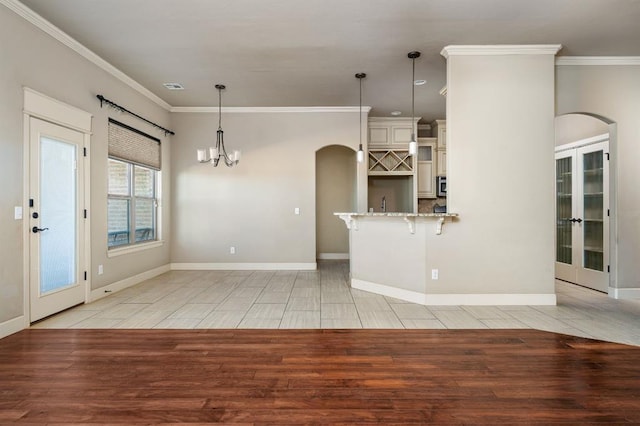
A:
[[352, 279, 428, 304], [170, 262, 317, 271], [89, 264, 171, 302], [609, 287, 640, 299], [0, 315, 26, 339], [352, 279, 557, 306], [317, 253, 349, 260]]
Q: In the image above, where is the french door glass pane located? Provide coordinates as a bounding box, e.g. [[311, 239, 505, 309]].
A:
[[108, 198, 130, 247], [583, 150, 604, 271], [556, 157, 572, 264], [40, 137, 76, 294]]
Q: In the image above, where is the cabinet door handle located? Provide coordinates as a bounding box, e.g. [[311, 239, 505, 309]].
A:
[[575, 218, 583, 223], [569, 218, 577, 223]]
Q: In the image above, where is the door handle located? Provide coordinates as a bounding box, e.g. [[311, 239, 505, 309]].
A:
[[32, 226, 49, 233]]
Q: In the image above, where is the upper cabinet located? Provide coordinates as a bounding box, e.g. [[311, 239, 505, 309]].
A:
[[368, 117, 421, 148], [431, 119, 447, 176], [417, 138, 437, 198]]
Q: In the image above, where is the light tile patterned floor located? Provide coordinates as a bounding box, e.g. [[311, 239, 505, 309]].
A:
[[32, 261, 640, 346]]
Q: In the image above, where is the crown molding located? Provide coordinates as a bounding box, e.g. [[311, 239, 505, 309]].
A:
[[368, 116, 421, 123], [556, 56, 640, 66], [1, 0, 172, 111], [171, 106, 372, 113], [441, 45, 562, 59]]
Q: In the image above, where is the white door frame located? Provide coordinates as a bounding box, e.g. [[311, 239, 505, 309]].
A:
[[555, 134, 610, 292], [22, 88, 92, 325]]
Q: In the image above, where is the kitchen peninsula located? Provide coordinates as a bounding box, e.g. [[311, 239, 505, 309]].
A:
[[335, 212, 458, 304]]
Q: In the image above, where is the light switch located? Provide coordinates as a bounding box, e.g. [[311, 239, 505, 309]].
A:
[[294, 207, 300, 215], [14, 206, 22, 220]]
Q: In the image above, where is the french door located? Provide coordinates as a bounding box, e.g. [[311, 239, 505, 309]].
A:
[[29, 117, 86, 322], [555, 140, 609, 292]]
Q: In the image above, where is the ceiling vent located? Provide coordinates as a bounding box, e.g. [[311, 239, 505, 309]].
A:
[[163, 83, 184, 90]]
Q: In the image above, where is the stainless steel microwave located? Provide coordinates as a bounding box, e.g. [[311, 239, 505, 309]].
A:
[[437, 176, 447, 197]]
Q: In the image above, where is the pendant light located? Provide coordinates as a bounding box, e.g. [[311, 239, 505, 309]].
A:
[[196, 84, 241, 167], [355, 73, 366, 163], [408, 51, 420, 156]]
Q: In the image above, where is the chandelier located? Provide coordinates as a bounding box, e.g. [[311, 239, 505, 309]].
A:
[[197, 84, 241, 167]]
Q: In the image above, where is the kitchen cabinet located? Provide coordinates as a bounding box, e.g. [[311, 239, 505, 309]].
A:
[[437, 150, 446, 176], [555, 138, 609, 292], [417, 138, 436, 198], [368, 117, 420, 148], [366, 117, 420, 213], [431, 119, 447, 176]]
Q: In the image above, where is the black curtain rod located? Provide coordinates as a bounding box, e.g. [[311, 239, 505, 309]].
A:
[[96, 94, 175, 136]]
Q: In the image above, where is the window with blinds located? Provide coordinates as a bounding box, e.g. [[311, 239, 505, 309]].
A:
[[107, 120, 160, 249], [108, 119, 161, 170]]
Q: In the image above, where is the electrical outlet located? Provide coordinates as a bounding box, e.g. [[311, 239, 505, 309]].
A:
[[230, 246, 236, 254], [98, 265, 104, 275], [431, 269, 439, 280], [14, 206, 22, 220]]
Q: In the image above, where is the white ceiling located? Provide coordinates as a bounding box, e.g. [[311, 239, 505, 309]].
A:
[[17, 0, 640, 122]]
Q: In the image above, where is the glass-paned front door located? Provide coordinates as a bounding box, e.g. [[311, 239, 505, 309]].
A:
[[29, 117, 85, 322], [39, 137, 77, 293]]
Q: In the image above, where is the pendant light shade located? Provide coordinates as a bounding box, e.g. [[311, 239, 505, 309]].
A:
[[197, 84, 240, 167], [408, 51, 420, 156], [355, 73, 366, 163]]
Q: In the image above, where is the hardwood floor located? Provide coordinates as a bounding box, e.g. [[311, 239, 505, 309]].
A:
[[1, 329, 640, 424]]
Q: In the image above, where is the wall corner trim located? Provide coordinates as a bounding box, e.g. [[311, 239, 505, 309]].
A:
[[0, 315, 26, 339], [441, 44, 562, 59], [170, 106, 372, 114], [556, 56, 640, 66], [1, 0, 171, 111], [88, 264, 171, 303], [609, 287, 640, 300], [170, 262, 317, 271], [317, 253, 350, 260], [352, 279, 557, 306]]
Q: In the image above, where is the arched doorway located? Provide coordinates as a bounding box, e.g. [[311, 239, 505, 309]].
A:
[[315, 145, 357, 260]]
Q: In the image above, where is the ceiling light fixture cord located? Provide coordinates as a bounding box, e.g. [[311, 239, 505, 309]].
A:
[[360, 75, 362, 147], [407, 51, 420, 156], [355, 73, 366, 163], [412, 57, 415, 139]]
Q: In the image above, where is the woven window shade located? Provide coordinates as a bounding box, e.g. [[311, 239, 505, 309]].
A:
[[108, 119, 161, 170]]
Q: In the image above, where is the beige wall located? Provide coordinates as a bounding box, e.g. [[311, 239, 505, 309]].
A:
[[0, 5, 171, 325], [316, 145, 356, 256], [556, 65, 640, 290], [435, 50, 557, 296], [170, 111, 365, 265]]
